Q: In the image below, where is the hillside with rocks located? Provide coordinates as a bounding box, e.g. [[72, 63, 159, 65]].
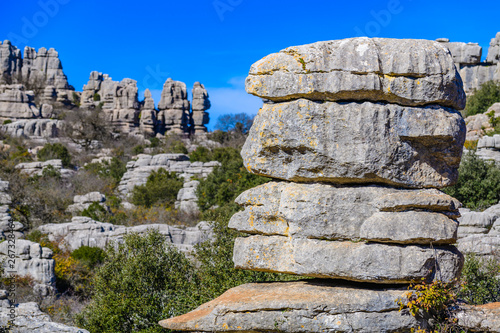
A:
[[0, 33, 500, 332]]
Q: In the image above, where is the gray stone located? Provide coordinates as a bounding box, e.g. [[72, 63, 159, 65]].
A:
[[487, 32, 500, 64], [157, 78, 190, 134], [246, 38, 465, 110], [0, 84, 39, 119], [15, 159, 74, 178], [67, 192, 108, 214], [438, 41, 482, 65], [191, 82, 210, 135], [242, 99, 466, 188], [175, 180, 200, 215], [37, 217, 213, 254], [230, 182, 459, 244], [139, 89, 157, 137], [160, 280, 423, 332], [456, 303, 500, 332], [0, 301, 89, 332], [459, 63, 499, 95], [233, 235, 463, 283], [0, 118, 64, 138]]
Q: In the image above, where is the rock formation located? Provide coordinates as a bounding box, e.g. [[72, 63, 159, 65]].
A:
[[0, 84, 39, 119], [37, 217, 213, 254], [161, 37, 467, 332], [437, 33, 500, 94], [139, 89, 157, 136], [157, 78, 191, 135], [175, 180, 200, 215], [15, 159, 75, 178], [191, 82, 210, 135], [117, 154, 220, 199], [66, 192, 108, 214]]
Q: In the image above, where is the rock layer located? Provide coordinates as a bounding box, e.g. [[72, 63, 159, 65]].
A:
[[246, 38, 465, 110], [242, 99, 465, 188]]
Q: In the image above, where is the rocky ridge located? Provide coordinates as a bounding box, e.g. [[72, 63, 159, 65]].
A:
[[161, 37, 467, 332]]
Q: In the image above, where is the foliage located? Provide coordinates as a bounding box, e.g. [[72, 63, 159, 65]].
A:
[[463, 140, 478, 150], [214, 113, 254, 134], [2, 119, 11, 125], [196, 147, 270, 211], [62, 108, 113, 150], [84, 156, 127, 187], [71, 246, 106, 269], [397, 279, 462, 332], [133, 144, 145, 155], [93, 93, 101, 101], [443, 151, 500, 210], [458, 254, 500, 305], [464, 80, 500, 117], [37, 143, 72, 168], [76, 230, 199, 333], [169, 140, 188, 154], [131, 168, 183, 208]]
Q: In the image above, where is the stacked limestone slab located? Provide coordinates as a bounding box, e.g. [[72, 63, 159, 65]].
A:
[[161, 37, 467, 332]]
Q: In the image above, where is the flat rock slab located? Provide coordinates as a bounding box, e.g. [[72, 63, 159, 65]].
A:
[[242, 99, 465, 188], [160, 280, 422, 332], [233, 236, 463, 284], [456, 302, 500, 332], [229, 182, 459, 245], [246, 37, 465, 110]]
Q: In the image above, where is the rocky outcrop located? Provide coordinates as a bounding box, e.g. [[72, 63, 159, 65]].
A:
[[0, 240, 55, 296], [162, 37, 466, 332], [437, 33, 500, 94], [15, 159, 75, 178], [157, 78, 191, 135], [465, 103, 500, 141], [117, 154, 220, 198], [139, 89, 156, 136], [0, 292, 89, 332], [0, 40, 74, 104], [0, 179, 24, 240], [191, 82, 210, 135], [457, 205, 500, 261], [0, 118, 64, 139], [0, 84, 39, 119], [37, 216, 213, 254], [175, 180, 200, 215], [66, 192, 108, 214]]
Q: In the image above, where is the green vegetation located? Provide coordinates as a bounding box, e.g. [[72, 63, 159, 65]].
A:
[[93, 93, 101, 101], [131, 168, 183, 208], [37, 143, 72, 168], [71, 246, 106, 269], [464, 80, 500, 117], [458, 254, 500, 305], [3, 119, 12, 125], [84, 156, 128, 187], [443, 151, 500, 210]]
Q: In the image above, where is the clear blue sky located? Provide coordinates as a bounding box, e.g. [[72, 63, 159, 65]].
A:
[[1, 0, 499, 129]]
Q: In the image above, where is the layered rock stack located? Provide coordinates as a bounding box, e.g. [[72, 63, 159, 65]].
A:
[[157, 78, 191, 135], [139, 89, 157, 136], [191, 82, 210, 135], [161, 37, 467, 332]]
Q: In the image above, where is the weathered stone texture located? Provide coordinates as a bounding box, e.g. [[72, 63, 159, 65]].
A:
[[246, 38, 466, 110], [242, 99, 465, 188]]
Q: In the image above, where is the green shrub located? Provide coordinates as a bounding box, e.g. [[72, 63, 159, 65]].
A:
[[93, 93, 101, 102], [133, 144, 145, 155], [3, 119, 12, 125], [196, 147, 270, 211], [131, 169, 183, 208], [464, 80, 500, 117], [37, 143, 71, 168], [189, 146, 211, 162], [76, 230, 199, 333], [458, 254, 500, 305], [170, 140, 188, 154], [443, 151, 500, 210], [149, 137, 160, 148], [71, 246, 106, 269], [81, 202, 109, 222], [84, 157, 127, 186]]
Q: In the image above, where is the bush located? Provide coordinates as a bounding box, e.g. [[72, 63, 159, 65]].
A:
[[76, 230, 199, 333], [464, 80, 500, 117], [84, 157, 127, 187], [458, 254, 500, 305], [3, 119, 11, 125], [170, 140, 188, 154], [131, 169, 183, 208], [443, 151, 500, 210], [37, 143, 71, 168], [196, 147, 270, 211], [93, 93, 101, 102], [133, 144, 145, 155], [71, 246, 106, 269]]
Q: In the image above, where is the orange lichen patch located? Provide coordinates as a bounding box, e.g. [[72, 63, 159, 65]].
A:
[[476, 302, 500, 310]]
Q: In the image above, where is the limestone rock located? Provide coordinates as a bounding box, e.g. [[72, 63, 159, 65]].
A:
[[157, 78, 190, 134], [191, 82, 210, 135], [233, 235, 463, 283], [0, 298, 89, 333], [37, 217, 213, 254], [110, 78, 140, 132], [15, 159, 75, 178], [459, 63, 499, 94], [160, 280, 422, 332], [230, 182, 459, 245], [0, 240, 55, 296], [175, 180, 200, 215], [246, 38, 466, 110], [0, 40, 22, 84], [456, 302, 500, 332], [242, 99, 466, 188], [487, 32, 500, 64], [1, 119, 64, 138], [66, 192, 108, 214], [437, 40, 482, 65], [0, 84, 39, 119], [139, 89, 157, 136]]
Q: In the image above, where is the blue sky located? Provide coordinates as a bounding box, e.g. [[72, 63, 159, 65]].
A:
[[1, 0, 499, 129]]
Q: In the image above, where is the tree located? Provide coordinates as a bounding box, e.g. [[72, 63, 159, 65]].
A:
[[464, 80, 500, 117], [62, 108, 113, 150], [37, 143, 72, 168], [131, 169, 183, 208], [214, 113, 254, 134]]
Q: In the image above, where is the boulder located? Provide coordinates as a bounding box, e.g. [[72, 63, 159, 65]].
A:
[[456, 302, 500, 332], [191, 82, 210, 135], [487, 32, 500, 64], [0, 84, 39, 119], [246, 38, 465, 110], [160, 280, 423, 332], [175, 180, 200, 215], [139, 89, 157, 136], [66, 192, 108, 214], [242, 99, 465, 188], [157, 78, 190, 134], [233, 235, 463, 284], [436, 40, 482, 66], [0, 119, 64, 138], [230, 182, 459, 245]]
